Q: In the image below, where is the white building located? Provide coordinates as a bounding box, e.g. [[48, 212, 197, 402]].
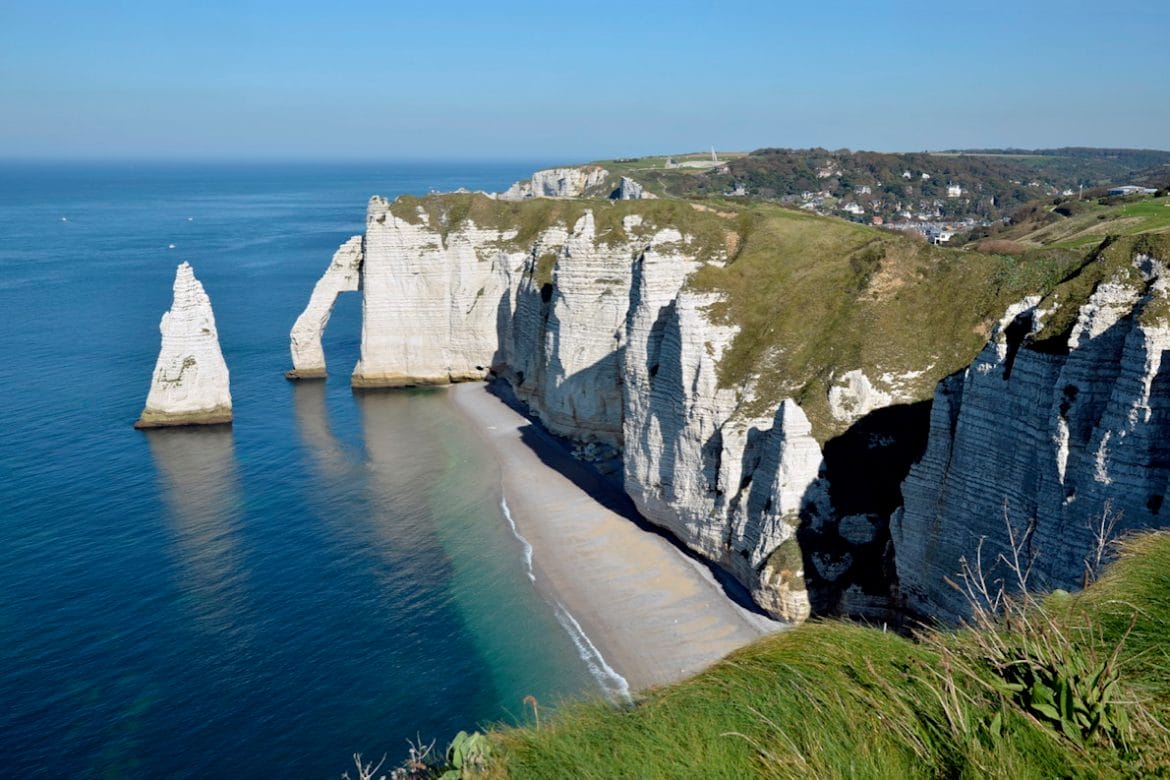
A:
[[946, 184, 962, 198], [1107, 185, 1158, 197]]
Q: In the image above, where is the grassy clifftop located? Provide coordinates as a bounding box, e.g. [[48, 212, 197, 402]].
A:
[[379, 191, 1157, 442], [487, 531, 1170, 778], [685, 204, 1088, 440]]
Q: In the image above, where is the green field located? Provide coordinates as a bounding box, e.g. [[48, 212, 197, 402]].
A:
[[996, 194, 1170, 250]]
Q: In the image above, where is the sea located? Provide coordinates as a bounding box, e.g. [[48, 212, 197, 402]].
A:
[[0, 161, 603, 777]]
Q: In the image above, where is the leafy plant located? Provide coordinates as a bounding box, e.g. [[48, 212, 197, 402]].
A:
[[942, 506, 1139, 751], [984, 611, 1133, 748], [439, 731, 491, 779]]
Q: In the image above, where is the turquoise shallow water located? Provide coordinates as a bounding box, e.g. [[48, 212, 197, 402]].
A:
[[0, 161, 597, 777]]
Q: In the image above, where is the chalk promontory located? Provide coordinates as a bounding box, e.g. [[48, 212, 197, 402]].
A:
[[135, 262, 232, 428], [286, 235, 363, 379]]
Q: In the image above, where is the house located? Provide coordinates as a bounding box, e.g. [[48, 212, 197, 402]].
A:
[[842, 202, 865, 216], [925, 226, 955, 244], [855, 185, 872, 195], [902, 170, 912, 179], [921, 172, 931, 180], [946, 184, 962, 198]]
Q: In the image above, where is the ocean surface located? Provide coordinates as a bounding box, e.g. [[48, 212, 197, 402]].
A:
[[0, 161, 601, 777]]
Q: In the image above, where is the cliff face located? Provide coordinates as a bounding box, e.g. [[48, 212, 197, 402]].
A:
[[894, 241, 1170, 621], [287, 236, 363, 379], [136, 262, 232, 428], [351, 197, 516, 387], [295, 188, 1169, 624], [316, 195, 823, 618], [499, 167, 610, 201]]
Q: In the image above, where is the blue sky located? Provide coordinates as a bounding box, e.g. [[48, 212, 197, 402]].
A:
[[1, 0, 1167, 159]]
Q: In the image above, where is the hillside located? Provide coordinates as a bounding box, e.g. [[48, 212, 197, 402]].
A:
[[965, 189, 1170, 251], [586, 147, 1170, 225]]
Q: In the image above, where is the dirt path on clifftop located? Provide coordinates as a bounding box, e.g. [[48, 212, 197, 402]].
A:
[[447, 382, 781, 694]]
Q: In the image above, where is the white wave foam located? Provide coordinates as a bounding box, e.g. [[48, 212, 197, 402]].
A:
[[500, 497, 535, 582], [553, 602, 632, 703], [500, 494, 631, 702]]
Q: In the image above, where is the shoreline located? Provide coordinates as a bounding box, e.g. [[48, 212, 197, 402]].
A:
[[446, 381, 782, 695]]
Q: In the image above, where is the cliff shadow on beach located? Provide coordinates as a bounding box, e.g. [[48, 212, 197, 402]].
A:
[[478, 379, 777, 619]]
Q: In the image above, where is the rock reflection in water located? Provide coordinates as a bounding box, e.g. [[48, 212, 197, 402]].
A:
[[291, 380, 351, 480], [352, 390, 450, 585], [146, 427, 250, 640]]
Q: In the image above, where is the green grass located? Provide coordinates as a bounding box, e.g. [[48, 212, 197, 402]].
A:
[[687, 205, 1086, 440], [485, 532, 1170, 778], [384, 192, 737, 259], [1002, 195, 1170, 250], [1031, 233, 1170, 346]]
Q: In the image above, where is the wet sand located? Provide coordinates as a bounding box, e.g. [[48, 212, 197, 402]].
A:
[[447, 382, 782, 695]]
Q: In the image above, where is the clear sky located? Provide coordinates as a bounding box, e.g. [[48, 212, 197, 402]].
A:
[[1, 0, 1167, 160]]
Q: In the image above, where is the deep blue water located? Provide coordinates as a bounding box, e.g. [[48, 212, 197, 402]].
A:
[[0, 161, 598, 777]]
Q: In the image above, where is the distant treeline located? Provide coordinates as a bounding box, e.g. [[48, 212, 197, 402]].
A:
[[641, 147, 1170, 221]]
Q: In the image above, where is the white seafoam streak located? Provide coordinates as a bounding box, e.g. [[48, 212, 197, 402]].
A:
[[500, 495, 632, 702]]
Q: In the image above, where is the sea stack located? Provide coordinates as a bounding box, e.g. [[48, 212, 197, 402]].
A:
[[135, 262, 232, 428], [286, 235, 363, 380]]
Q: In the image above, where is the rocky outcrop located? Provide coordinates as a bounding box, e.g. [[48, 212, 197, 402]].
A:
[[499, 167, 609, 201], [614, 176, 656, 201], [136, 262, 232, 428], [326, 195, 828, 620], [286, 236, 363, 379], [351, 197, 520, 388], [893, 251, 1170, 622], [298, 190, 1170, 626]]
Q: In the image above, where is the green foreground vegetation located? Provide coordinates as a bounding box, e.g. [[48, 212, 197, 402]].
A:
[[485, 532, 1170, 778]]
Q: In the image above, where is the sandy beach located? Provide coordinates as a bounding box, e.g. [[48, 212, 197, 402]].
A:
[[447, 382, 782, 695]]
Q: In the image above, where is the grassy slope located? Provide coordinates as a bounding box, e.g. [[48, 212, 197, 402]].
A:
[[487, 532, 1170, 778], [1001, 194, 1170, 250], [687, 204, 1082, 440]]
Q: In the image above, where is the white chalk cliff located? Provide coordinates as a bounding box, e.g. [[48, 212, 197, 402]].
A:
[[304, 196, 823, 620], [136, 262, 232, 428], [287, 235, 363, 379], [293, 191, 1170, 625], [893, 250, 1170, 621], [498, 167, 610, 200], [615, 176, 656, 200]]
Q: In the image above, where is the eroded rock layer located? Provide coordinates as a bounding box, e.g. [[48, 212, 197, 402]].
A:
[[136, 262, 232, 428], [498, 166, 610, 201], [894, 250, 1170, 621], [287, 235, 363, 379], [342, 196, 820, 619]]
